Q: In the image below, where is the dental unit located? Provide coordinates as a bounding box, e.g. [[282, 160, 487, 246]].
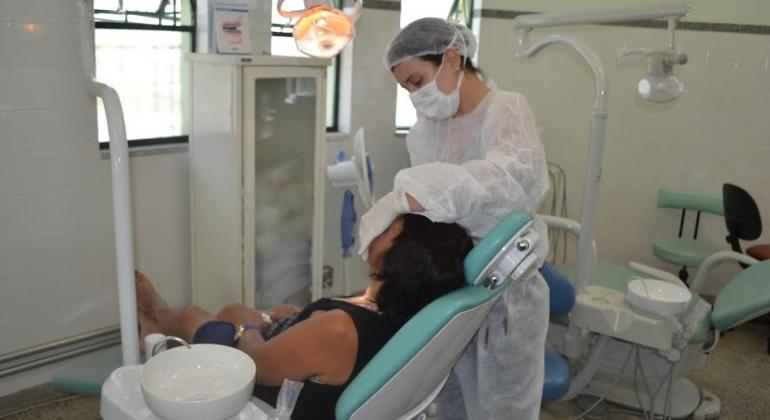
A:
[[514, 3, 770, 419]]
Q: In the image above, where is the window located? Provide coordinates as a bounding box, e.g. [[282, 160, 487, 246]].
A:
[[94, 0, 194, 148], [395, 0, 474, 131], [270, 0, 340, 132]]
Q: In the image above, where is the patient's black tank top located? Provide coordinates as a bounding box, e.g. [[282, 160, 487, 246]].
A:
[[252, 298, 399, 420]]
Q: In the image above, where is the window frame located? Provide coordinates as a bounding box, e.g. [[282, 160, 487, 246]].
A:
[[95, 1, 196, 150]]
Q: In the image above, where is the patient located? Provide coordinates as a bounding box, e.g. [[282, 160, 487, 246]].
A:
[[136, 214, 473, 420]]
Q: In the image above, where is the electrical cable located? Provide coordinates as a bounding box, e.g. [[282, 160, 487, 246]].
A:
[[646, 360, 675, 419], [636, 348, 654, 411], [664, 361, 675, 420], [545, 162, 569, 265], [568, 345, 634, 420], [631, 346, 651, 420]]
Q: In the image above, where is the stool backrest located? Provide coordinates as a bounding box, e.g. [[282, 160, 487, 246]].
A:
[[658, 189, 724, 215], [723, 183, 762, 253]]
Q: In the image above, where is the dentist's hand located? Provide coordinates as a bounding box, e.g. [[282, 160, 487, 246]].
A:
[[357, 191, 410, 261]]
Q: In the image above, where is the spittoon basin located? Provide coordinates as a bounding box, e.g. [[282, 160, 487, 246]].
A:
[[626, 278, 692, 318], [140, 344, 256, 420]]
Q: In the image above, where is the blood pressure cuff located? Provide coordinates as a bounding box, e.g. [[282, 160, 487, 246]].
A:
[[192, 321, 237, 347]]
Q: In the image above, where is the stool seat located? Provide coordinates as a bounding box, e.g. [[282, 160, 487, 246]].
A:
[[653, 238, 721, 268], [746, 244, 770, 261], [543, 348, 571, 401]]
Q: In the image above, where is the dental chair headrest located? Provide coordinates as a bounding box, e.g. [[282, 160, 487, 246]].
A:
[[464, 212, 534, 286]]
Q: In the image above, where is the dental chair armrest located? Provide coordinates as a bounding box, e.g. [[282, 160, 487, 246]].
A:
[[539, 215, 582, 238], [628, 261, 687, 288], [538, 215, 598, 270], [691, 251, 759, 294]]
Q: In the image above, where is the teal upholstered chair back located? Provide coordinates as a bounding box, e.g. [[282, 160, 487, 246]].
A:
[[654, 189, 724, 278], [335, 212, 537, 420]]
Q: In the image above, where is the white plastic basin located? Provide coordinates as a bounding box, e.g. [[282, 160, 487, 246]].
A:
[[141, 344, 256, 420], [626, 278, 692, 318]]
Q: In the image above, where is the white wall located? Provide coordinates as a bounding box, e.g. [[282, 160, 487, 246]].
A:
[[322, 2, 409, 295], [0, 0, 407, 395], [0, 0, 191, 395], [475, 13, 770, 293]]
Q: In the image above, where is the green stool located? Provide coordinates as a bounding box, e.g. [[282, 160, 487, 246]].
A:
[[653, 189, 724, 282]]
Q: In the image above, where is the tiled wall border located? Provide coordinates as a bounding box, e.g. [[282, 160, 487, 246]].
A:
[[363, 1, 401, 11], [475, 9, 770, 35]]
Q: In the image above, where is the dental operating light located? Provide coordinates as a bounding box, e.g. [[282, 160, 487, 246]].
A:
[[277, 0, 362, 58], [511, 3, 690, 402], [622, 47, 687, 102], [512, 2, 690, 298]]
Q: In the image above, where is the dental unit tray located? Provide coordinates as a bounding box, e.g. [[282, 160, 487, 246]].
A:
[[572, 286, 682, 350]]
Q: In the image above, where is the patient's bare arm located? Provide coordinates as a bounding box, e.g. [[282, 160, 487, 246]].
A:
[[216, 303, 300, 332]]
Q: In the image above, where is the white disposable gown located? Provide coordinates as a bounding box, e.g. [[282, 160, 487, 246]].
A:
[[393, 89, 551, 420]]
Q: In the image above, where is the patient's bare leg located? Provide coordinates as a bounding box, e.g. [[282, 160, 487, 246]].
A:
[[135, 270, 169, 317], [136, 271, 216, 343], [138, 310, 161, 351]]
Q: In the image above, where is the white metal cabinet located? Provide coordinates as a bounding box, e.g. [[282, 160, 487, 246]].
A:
[[189, 54, 328, 313]]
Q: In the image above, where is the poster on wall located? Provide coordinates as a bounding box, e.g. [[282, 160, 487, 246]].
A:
[[213, 4, 252, 54]]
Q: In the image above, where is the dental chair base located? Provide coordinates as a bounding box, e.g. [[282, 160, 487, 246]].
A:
[[579, 340, 718, 419], [101, 365, 271, 420], [548, 286, 719, 418]]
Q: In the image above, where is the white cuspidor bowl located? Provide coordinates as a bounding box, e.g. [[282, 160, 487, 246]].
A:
[[141, 344, 256, 420], [626, 278, 692, 318]]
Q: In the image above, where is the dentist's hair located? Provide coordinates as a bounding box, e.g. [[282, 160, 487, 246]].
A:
[[375, 214, 472, 325], [417, 53, 481, 75]]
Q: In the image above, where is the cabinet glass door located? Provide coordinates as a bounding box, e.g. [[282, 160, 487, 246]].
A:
[[247, 74, 320, 308]]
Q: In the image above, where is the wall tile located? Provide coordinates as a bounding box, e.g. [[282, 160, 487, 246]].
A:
[[0, 107, 96, 155], [0, 223, 114, 280], [0, 65, 91, 110], [0, 262, 118, 355], [0, 0, 195, 379], [0, 0, 80, 24], [0, 148, 108, 196], [1, 22, 80, 67], [0, 186, 112, 239]]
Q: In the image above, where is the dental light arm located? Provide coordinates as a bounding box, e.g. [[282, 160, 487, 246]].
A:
[[511, 3, 689, 30], [511, 2, 689, 296]]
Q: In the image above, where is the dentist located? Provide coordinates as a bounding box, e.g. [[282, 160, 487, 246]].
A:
[[357, 18, 551, 420]]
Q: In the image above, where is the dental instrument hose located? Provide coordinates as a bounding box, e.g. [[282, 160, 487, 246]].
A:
[[569, 346, 634, 420]]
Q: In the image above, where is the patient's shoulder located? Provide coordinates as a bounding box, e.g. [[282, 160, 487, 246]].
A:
[[308, 309, 357, 343]]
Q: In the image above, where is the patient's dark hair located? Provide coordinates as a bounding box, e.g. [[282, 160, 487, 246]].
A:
[[376, 214, 473, 325]]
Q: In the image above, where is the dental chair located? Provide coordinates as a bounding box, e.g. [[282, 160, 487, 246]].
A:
[[335, 211, 543, 419], [542, 214, 770, 419], [100, 211, 545, 420]]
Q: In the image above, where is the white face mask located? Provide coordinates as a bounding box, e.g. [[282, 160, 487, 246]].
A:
[[409, 59, 464, 121]]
